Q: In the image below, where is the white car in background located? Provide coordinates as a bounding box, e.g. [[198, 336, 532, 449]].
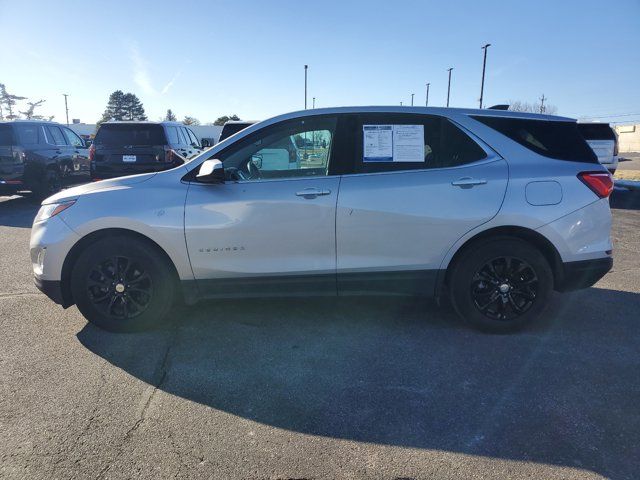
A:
[[578, 122, 619, 174]]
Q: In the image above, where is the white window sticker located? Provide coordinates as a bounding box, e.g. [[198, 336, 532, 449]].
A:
[[363, 125, 424, 163], [363, 125, 393, 162]]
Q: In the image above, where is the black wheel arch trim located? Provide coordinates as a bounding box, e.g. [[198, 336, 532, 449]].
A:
[[60, 228, 186, 308], [436, 226, 564, 300]]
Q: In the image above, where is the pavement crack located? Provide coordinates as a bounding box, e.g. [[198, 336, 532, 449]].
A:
[[95, 329, 177, 480]]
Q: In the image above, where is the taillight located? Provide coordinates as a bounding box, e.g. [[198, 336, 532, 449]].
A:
[[578, 171, 614, 198], [88, 144, 96, 161]]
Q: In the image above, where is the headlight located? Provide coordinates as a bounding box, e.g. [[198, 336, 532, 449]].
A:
[[34, 200, 76, 223]]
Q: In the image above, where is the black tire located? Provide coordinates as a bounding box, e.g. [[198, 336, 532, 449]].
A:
[[448, 237, 553, 333], [70, 236, 176, 332], [32, 167, 62, 200]]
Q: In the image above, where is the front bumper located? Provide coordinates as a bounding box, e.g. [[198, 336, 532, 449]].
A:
[[555, 257, 613, 292]]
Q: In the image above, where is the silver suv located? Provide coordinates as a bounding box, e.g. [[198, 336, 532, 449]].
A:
[[30, 107, 614, 333]]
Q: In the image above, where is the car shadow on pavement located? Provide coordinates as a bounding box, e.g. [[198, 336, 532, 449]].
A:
[[0, 195, 40, 228], [77, 288, 640, 479]]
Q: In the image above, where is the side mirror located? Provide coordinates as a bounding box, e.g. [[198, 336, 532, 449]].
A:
[[196, 159, 224, 183], [201, 139, 211, 148]]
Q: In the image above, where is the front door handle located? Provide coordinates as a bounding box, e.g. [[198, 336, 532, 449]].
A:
[[451, 177, 487, 188], [295, 187, 331, 198]]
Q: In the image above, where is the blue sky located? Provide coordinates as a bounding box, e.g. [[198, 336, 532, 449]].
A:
[[1, 0, 639, 124]]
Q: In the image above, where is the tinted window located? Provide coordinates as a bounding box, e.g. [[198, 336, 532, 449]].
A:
[[63, 127, 84, 147], [14, 124, 41, 144], [355, 114, 487, 174], [219, 122, 254, 141], [577, 123, 616, 141], [187, 128, 200, 146], [0, 125, 15, 145], [179, 127, 191, 145], [46, 126, 67, 146], [472, 116, 598, 163], [94, 124, 166, 146], [165, 126, 179, 144]]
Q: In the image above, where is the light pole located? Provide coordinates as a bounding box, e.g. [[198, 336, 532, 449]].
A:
[[304, 65, 308, 109], [446, 68, 453, 107], [411, 93, 415, 106], [62, 93, 69, 126], [479, 43, 491, 108], [425, 83, 430, 107], [312, 97, 316, 109]]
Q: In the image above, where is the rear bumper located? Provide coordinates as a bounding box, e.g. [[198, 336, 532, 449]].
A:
[[34, 277, 69, 306], [555, 257, 613, 292]]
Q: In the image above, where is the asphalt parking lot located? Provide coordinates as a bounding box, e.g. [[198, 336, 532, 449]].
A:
[[0, 190, 639, 480]]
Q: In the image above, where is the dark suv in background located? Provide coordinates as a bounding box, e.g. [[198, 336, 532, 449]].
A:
[[90, 121, 203, 180], [0, 120, 89, 197]]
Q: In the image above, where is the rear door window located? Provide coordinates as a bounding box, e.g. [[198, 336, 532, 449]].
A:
[[94, 124, 166, 146], [186, 128, 200, 147], [353, 113, 487, 174], [165, 126, 180, 145], [179, 127, 192, 146], [46, 126, 68, 146], [472, 116, 598, 163]]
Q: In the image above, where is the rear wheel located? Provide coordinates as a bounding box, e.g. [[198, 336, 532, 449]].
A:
[[448, 237, 553, 333], [70, 236, 176, 332], [32, 167, 62, 199]]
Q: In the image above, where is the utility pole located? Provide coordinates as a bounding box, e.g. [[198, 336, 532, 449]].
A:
[[540, 94, 547, 113], [479, 43, 491, 109], [312, 97, 315, 108], [62, 94, 69, 126], [304, 65, 308, 109], [425, 83, 430, 107], [446, 68, 453, 107]]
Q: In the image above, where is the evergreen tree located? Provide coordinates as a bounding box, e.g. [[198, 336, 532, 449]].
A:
[[213, 114, 241, 126], [165, 109, 177, 121], [123, 93, 147, 121], [99, 91, 147, 123], [99, 90, 127, 123], [183, 116, 200, 126]]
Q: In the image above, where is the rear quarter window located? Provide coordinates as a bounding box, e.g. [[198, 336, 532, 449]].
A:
[[94, 124, 166, 146], [472, 116, 598, 163], [14, 124, 43, 144], [0, 125, 14, 145]]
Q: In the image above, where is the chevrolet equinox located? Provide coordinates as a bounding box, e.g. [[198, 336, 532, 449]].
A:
[[30, 107, 614, 333]]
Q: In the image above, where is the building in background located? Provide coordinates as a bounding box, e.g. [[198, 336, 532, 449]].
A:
[[615, 124, 640, 154]]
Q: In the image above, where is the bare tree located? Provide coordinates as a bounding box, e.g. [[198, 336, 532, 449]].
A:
[[0, 83, 27, 120], [20, 99, 46, 119], [509, 99, 557, 115]]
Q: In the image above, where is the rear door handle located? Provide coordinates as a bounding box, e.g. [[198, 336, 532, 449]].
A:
[[451, 177, 487, 187], [295, 187, 331, 198]]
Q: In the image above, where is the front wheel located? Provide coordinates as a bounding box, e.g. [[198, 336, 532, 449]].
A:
[[448, 237, 553, 333], [70, 236, 176, 332]]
